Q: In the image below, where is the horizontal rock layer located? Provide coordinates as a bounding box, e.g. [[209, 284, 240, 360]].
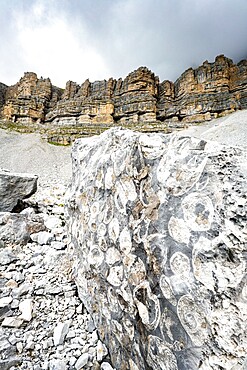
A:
[[66, 128, 247, 370], [0, 55, 247, 127]]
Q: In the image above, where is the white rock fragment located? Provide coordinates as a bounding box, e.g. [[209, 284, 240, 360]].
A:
[[75, 353, 89, 369], [96, 340, 108, 361], [105, 247, 121, 266], [0, 296, 13, 307], [101, 363, 114, 370], [2, 316, 23, 328], [50, 241, 65, 250], [44, 215, 61, 230], [19, 299, 33, 321], [49, 359, 67, 370], [119, 227, 132, 254], [91, 330, 98, 345], [53, 321, 70, 346], [16, 341, 23, 353], [30, 231, 54, 245]]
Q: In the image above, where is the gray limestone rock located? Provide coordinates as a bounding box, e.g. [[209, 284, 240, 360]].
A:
[[0, 169, 38, 212], [66, 128, 247, 370], [0, 212, 45, 246], [75, 353, 89, 369], [0, 249, 17, 265], [53, 321, 70, 346], [30, 231, 54, 245], [0, 357, 22, 370], [49, 359, 67, 370]]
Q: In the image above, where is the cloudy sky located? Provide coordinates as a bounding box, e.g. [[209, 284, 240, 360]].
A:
[[0, 0, 247, 87]]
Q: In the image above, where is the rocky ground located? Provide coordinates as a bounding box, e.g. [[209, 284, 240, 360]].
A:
[[0, 183, 114, 370], [0, 110, 247, 369], [177, 109, 247, 150], [0, 132, 114, 368]]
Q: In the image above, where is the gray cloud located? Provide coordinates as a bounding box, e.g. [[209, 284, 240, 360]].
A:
[[0, 0, 247, 87]]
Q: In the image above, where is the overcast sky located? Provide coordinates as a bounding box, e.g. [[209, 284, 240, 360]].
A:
[[0, 0, 247, 87]]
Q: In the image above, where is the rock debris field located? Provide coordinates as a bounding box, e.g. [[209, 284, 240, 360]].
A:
[[0, 130, 113, 369], [0, 109, 247, 370]]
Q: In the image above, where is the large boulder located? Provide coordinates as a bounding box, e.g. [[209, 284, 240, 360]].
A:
[[0, 169, 38, 212], [66, 128, 247, 370]]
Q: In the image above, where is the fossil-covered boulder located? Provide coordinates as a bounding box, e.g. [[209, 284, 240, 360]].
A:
[[0, 169, 38, 212], [66, 128, 247, 370]]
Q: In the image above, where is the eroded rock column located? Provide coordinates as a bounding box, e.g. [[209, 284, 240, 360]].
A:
[[66, 128, 247, 370]]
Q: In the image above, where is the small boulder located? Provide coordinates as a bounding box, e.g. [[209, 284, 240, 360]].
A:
[[0, 169, 38, 212]]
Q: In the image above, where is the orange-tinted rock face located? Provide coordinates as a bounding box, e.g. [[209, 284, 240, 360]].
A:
[[2, 72, 63, 123], [44, 66, 159, 125], [157, 55, 247, 123], [0, 55, 247, 126]]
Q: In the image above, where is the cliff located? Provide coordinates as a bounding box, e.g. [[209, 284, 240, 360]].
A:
[[2, 72, 63, 124], [158, 55, 247, 123], [0, 55, 247, 128]]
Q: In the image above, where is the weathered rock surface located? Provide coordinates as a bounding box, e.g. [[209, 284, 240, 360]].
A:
[[45, 66, 158, 126], [0, 210, 45, 246], [66, 128, 247, 370], [157, 55, 247, 124], [0, 83, 7, 107], [0, 55, 247, 129], [0, 169, 38, 212], [2, 72, 62, 124]]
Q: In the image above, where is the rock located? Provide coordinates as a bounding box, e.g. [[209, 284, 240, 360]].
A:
[[16, 341, 23, 353], [0, 331, 17, 358], [50, 241, 65, 250], [157, 55, 247, 124], [49, 359, 67, 370], [53, 321, 70, 346], [0, 249, 17, 265], [66, 128, 247, 370], [44, 216, 62, 230], [75, 353, 89, 369], [0, 169, 38, 212], [2, 317, 23, 328], [96, 340, 108, 362], [19, 299, 33, 321], [31, 231, 54, 245], [0, 296, 13, 307], [2, 72, 62, 124], [100, 364, 114, 370], [0, 357, 22, 370], [0, 212, 45, 246]]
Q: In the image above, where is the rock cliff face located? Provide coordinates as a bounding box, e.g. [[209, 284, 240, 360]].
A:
[[157, 55, 247, 123], [2, 72, 63, 124], [45, 66, 158, 126], [0, 82, 7, 107], [66, 128, 247, 370], [0, 55, 247, 127]]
